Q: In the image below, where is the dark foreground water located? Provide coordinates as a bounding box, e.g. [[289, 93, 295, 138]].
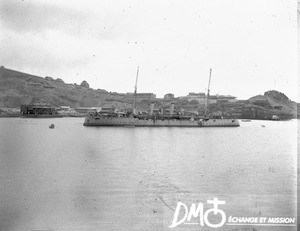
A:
[[0, 118, 297, 231]]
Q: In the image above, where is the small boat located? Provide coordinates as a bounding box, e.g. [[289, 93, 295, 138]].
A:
[[49, 124, 55, 129], [262, 125, 266, 127]]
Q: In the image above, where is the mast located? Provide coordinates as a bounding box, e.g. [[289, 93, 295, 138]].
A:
[[204, 68, 212, 117], [132, 66, 139, 115]]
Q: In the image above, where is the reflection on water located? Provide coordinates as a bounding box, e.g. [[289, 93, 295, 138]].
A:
[[0, 118, 297, 231]]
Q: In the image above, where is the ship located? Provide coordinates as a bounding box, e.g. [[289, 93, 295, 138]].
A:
[[83, 68, 240, 127]]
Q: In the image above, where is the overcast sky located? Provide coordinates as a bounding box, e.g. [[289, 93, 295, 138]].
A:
[[0, 0, 298, 101]]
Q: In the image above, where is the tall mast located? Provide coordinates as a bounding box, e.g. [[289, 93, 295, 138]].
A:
[[132, 66, 139, 115], [204, 68, 212, 117]]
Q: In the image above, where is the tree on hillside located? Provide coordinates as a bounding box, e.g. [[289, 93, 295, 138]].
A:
[[56, 78, 64, 83], [81, 80, 89, 88]]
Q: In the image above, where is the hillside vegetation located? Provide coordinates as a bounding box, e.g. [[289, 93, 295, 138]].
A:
[[0, 67, 124, 108]]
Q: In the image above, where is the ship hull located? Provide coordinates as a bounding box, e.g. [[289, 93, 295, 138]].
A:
[[83, 116, 240, 127]]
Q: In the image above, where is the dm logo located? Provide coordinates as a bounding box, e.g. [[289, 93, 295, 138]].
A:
[[169, 198, 226, 228]]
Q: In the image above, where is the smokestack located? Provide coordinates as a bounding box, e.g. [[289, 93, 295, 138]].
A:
[[169, 103, 174, 115], [150, 103, 154, 115]]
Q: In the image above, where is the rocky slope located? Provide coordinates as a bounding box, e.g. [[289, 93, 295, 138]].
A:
[[0, 66, 125, 108]]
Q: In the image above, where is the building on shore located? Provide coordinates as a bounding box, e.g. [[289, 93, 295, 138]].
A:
[[56, 106, 79, 116], [58, 106, 71, 111], [126, 92, 156, 100], [0, 108, 20, 115], [187, 92, 206, 105], [75, 107, 97, 114], [207, 95, 237, 104], [209, 95, 218, 104], [187, 92, 206, 99], [215, 95, 237, 103], [178, 93, 237, 105], [164, 93, 174, 100], [99, 106, 116, 114], [20, 99, 58, 116]]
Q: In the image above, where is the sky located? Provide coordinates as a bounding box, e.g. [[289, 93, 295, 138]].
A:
[[0, 0, 298, 101]]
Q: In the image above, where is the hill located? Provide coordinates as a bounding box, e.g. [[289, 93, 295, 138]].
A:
[[0, 66, 298, 119], [247, 90, 297, 118], [0, 66, 129, 108]]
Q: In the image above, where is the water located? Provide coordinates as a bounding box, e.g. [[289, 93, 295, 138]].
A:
[[0, 118, 297, 231]]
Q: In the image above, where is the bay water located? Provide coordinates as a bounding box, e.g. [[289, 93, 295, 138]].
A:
[[0, 118, 297, 230]]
